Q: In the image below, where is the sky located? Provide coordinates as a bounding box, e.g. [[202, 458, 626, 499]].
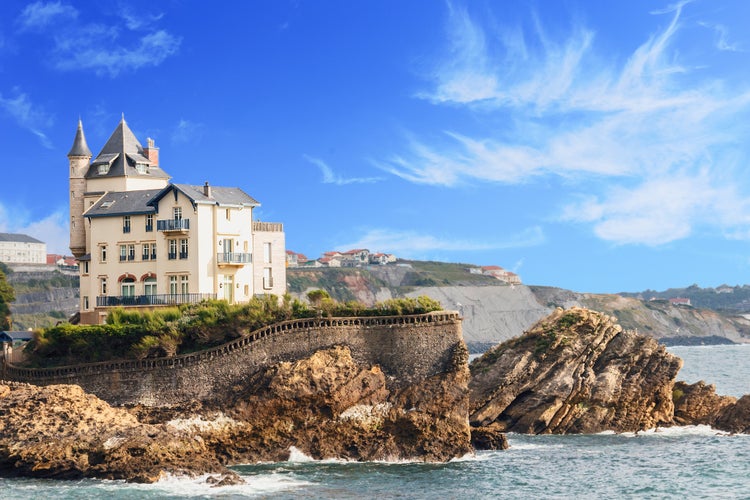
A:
[[2, 0, 750, 293]]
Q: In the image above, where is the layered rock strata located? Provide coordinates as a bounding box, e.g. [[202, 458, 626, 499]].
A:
[[469, 307, 683, 434]]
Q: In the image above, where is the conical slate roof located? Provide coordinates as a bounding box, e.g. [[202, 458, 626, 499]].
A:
[[67, 119, 92, 158], [85, 116, 170, 180]]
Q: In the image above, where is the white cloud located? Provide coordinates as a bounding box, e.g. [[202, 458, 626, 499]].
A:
[[699, 22, 741, 52], [304, 155, 383, 185], [0, 91, 53, 148], [336, 226, 544, 258], [16, 3, 180, 77], [385, 2, 750, 246], [16, 1, 78, 31], [53, 29, 181, 77], [0, 204, 69, 254], [171, 119, 204, 144]]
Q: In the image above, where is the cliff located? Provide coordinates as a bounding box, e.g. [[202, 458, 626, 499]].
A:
[[0, 343, 471, 482], [288, 267, 750, 351]]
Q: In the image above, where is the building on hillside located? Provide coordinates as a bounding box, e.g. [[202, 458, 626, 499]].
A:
[[47, 254, 78, 270], [481, 265, 522, 285], [0, 233, 47, 265], [341, 249, 370, 267], [669, 297, 691, 307], [285, 250, 308, 268], [68, 117, 286, 324], [370, 253, 396, 265]]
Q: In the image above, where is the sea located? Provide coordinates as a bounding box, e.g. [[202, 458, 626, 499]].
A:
[[2, 344, 749, 499]]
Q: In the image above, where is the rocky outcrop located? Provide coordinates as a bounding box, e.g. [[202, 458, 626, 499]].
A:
[[468, 307, 683, 434], [0, 344, 471, 482], [673, 381, 750, 433]]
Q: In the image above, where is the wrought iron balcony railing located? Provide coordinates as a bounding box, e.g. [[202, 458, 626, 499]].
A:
[[96, 293, 216, 307], [157, 219, 190, 232]]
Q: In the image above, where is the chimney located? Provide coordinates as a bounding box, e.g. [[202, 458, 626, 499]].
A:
[[143, 137, 159, 167], [204, 181, 212, 198]]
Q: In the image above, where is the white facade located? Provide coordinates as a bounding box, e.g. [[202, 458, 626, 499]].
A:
[[70, 118, 286, 324], [0, 234, 47, 264]]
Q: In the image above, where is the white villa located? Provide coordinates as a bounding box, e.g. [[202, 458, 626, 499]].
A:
[[68, 117, 286, 324]]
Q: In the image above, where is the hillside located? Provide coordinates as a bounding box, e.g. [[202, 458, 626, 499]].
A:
[[288, 263, 750, 351], [5, 266, 79, 330]]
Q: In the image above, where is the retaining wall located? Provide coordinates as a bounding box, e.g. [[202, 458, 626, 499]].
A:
[[1, 311, 463, 406]]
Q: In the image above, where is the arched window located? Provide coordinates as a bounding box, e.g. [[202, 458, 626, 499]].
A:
[[144, 277, 157, 296], [121, 277, 135, 297]]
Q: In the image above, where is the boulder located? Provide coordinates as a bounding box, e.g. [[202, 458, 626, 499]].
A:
[[468, 307, 683, 434]]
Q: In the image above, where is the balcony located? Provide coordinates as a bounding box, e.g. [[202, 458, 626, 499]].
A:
[[157, 219, 190, 233], [217, 252, 252, 267], [96, 293, 216, 307]]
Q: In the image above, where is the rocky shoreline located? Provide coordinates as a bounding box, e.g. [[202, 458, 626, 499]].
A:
[[1, 307, 748, 483]]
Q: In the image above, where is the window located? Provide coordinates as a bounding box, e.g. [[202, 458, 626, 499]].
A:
[[82, 261, 89, 275], [144, 277, 157, 296], [128, 244, 135, 261], [97, 164, 109, 175], [180, 275, 189, 295], [100, 245, 107, 263], [225, 208, 231, 220], [169, 275, 178, 295], [222, 274, 233, 302], [263, 242, 272, 263], [173, 207, 182, 221], [120, 245, 127, 262], [123, 216, 131, 233], [83, 296, 89, 310], [263, 267, 273, 289], [142, 243, 151, 260], [179, 238, 188, 259], [121, 278, 135, 297], [135, 163, 148, 174], [145, 214, 154, 232], [100, 277, 108, 295], [168, 239, 177, 260]]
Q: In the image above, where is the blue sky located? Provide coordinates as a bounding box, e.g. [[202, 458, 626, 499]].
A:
[[2, 0, 750, 293]]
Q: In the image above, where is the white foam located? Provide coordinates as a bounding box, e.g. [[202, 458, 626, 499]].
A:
[[287, 446, 316, 462]]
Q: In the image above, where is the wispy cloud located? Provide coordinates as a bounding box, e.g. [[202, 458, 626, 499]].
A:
[[0, 91, 53, 148], [171, 119, 204, 144], [304, 155, 383, 185], [699, 22, 741, 52], [16, 1, 77, 31], [0, 204, 69, 254], [336, 226, 544, 258], [15, 2, 180, 77], [385, 2, 750, 245]]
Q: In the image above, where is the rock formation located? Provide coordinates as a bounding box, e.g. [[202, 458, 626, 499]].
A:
[[0, 345, 471, 482], [468, 307, 683, 434], [673, 381, 750, 433]]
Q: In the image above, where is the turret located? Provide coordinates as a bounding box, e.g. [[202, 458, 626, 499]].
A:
[[68, 119, 92, 258]]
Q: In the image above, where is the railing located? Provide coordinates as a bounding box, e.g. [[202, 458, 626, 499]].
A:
[[252, 221, 283, 232], [179, 251, 188, 259], [2, 311, 460, 383], [123, 225, 131, 233], [157, 219, 190, 231], [217, 252, 252, 264], [145, 224, 153, 232], [96, 293, 216, 307], [168, 252, 177, 260]]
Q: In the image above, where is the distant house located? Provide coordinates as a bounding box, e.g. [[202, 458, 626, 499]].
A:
[[481, 265, 522, 285], [0, 233, 46, 265], [341, 249, 370, 267], [669, 298, 692, 306], [47, 254, 78, 270], [286, 251, 308, 268], [370, 253, 396, 265], [319, 256, 342, 268], [1, 331, 34, 365]]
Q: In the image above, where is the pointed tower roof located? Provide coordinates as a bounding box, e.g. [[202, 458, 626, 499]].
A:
[[85, 116, 170, 180], [67, 119, 92, 158]]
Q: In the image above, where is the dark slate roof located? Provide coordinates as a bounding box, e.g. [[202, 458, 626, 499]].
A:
[[0, 331, 34, 342], [0, 233, 43, 244], [85, 189, 161, 218], [67, 119, 92, 157], [151, 183, 260, 208], [85, 117, 170, 181]]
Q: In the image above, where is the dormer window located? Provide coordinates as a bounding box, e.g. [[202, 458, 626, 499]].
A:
[[97, 163, 109, 175], [135, 163, 148, 174]]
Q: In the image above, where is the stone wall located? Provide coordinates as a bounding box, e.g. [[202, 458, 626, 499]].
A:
[[2, 311, 463, 407]]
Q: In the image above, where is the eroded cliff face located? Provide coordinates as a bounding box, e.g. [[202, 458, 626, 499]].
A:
[[468, 307, 683, 434], [0, 344, 471, 483]]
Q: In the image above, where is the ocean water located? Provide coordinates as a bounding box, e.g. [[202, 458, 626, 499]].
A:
[[3, 344, 749, 499]]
